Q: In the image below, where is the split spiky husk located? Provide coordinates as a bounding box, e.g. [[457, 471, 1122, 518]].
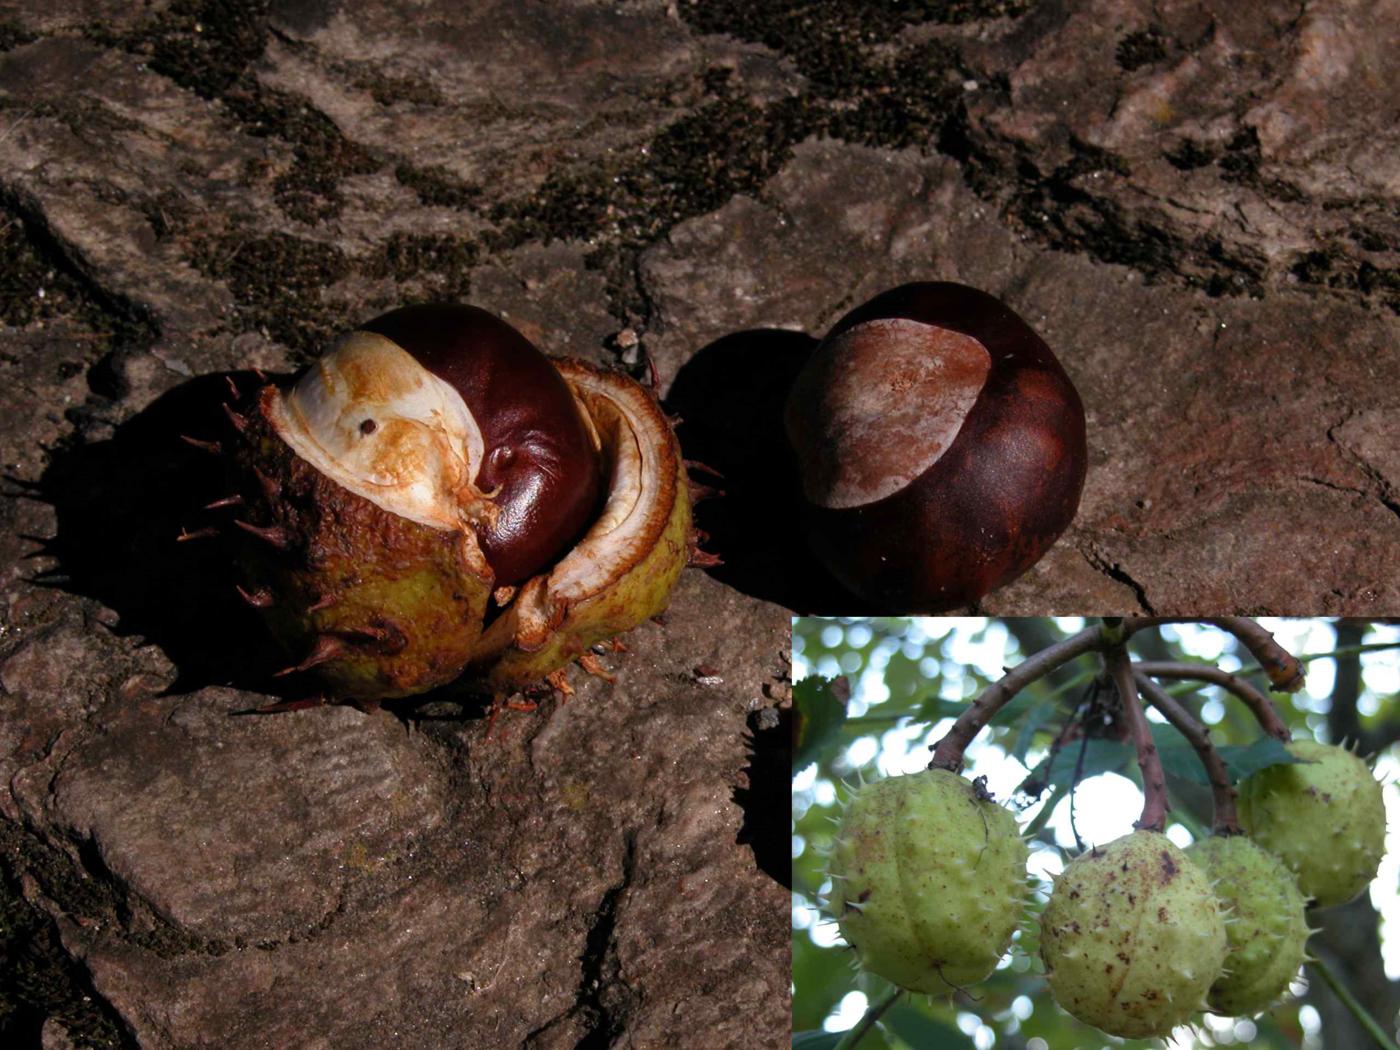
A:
[[229, 360, 690, 700], [234, 385, 494, 699]]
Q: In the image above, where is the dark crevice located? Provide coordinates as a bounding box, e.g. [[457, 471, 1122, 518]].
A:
[[488, 95, 813, 254], [0, 188, 161, 384], [734, 707, 792, 888], [946, 113, 1269, 297], [1115, 26, 1168, 70], [0, 186, 161, 453], [14, 820, 226, 962], [13, 0, 1385, 384], [1323, 424, 1400, 525], [572, 834, 636, 1049], [0, 18, 38, 52], [187, 233, 353, 362], [92, 1, 382, 225], [1302, 475, 1373, 500], [1291, 248, 1400, 315], [0, 823, 139, 1049], [1080, 545, 1155, 614]]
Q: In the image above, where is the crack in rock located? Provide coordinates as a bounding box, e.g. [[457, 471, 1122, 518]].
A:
[[1326, 418, 1400, 524], [1079, 543, 1155, 613], [573, 833, 637, 1049]]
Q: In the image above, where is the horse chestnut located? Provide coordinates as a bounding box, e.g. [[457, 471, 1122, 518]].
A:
[[784, 282, 1087, 612], [222, 303, 692, 700]]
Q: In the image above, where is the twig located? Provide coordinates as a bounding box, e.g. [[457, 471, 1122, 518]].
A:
[[929, 626, 1106, 771], [1301, 641, 1400, 663], [833, 987, 902, 1050], [1308, 957, 1400, 1050], [1135, 672, 1241, 833], [1125, 617, 1305, 692], [1023, 782, 1068, 838], [1134, 661, 1291, 742], [1019, 673, 1100, 797], [1204, 617, 1306, 693], [1068, 720, 1092, 851], [1106, 647, 1168, 831]]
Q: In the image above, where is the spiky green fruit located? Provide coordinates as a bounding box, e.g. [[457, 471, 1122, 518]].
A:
[[1187, 835, 1308, 1016], [1237, 740, 1386, 908], [826, 769, 1028, 994], [1040, 830, 1227, 1039]]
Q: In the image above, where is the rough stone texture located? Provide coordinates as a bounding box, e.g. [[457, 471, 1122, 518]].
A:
[[1, 565, 791, 1048], [0, 0, 1397, 1044]]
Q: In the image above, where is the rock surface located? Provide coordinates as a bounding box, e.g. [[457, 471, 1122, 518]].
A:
[[0, 0, 1398, 1046]]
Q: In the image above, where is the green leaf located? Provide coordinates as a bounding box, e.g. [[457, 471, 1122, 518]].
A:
[[1024, 737, 1133, 793], [881, 1002, 975, 1048], [1136, 726, 1302, 787], [915, 696, 969, 722], [792, 927, 853, 1030], [1218, 736, 1302, 781], [795, 676, 851, 770], [792, 1032, 843, 1049], [1154, 724, 1207, 784], [1011, 697, 1057, 763], [882, 648, 928, 705]]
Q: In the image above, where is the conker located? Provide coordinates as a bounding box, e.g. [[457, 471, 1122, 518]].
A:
[[220, 303, 691, 700], [784, 282, 1086, 611], [354, 303, 601, 585]]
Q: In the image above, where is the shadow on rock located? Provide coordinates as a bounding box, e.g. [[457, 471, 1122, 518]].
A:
[[734, 706, 791, 889], [667, 328, 873, 614], [25, 371, 581, 719], [29, 370, 310, 699]]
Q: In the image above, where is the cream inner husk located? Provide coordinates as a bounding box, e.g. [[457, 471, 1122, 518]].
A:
[[505, 364, 669, 636], [549, 391, 646, 601], [267, 330, 487, 531]]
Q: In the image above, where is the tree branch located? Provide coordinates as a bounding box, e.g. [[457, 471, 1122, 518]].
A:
[[1134, 661, 1291, 742], [928, 625, 1105, 772], [1204, 617, 1306, 693], [1106, 647, 1168, 832], [1135, 672, 1240, 834], [833, 987, 901, 1050], [1309, 956, 1400, 1050]]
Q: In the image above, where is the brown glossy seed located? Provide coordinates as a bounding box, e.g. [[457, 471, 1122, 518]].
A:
[[361, 304, 602, 585], [785, 282, 1087, 612]]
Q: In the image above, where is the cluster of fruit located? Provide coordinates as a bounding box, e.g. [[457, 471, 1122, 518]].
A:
[[823, 741, 1386, 1039]]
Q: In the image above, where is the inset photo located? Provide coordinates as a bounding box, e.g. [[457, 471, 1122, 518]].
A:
[[793, 617, 1400, 1049]]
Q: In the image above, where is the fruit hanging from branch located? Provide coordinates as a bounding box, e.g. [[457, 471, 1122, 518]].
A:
[[1185, 834, 1310, 1017], [1237, 739, 1387, 908], [823, 769, 1029, 994], [813, 617, 1391, 1047], [1039, 830, 1228, 1039]]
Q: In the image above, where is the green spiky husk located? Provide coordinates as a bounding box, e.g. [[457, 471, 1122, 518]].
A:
[[1237, 740, 1386, 908], [1040, 830, 1227, 1039], [1187, 835, 1308, 1016], [827, 769, 1029, 995], [236, 388, 493, 699], [469, 362, 692, 688], [476, 466, 689, 687]]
